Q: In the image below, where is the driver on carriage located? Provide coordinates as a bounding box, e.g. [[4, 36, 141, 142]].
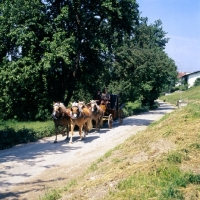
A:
[[101, 88, 110, 108], [93, 89, 102, 105]]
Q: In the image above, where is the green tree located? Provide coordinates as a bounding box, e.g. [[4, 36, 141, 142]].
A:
[[109, 18, 177, 106], [0, 0, 140, 120], [42, 0, 140, 104], [0, 0, 50, 120]]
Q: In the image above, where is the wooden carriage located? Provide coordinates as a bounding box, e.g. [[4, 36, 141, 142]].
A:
[[99, 94, 124, 129]]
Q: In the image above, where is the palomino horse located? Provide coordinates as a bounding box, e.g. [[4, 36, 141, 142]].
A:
[[88, 100, 104, 131], [69, 102, 92, 143], [52, 102, 71, 143]]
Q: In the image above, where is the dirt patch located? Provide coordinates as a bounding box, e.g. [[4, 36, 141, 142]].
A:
[[149, 138, 176, 155]]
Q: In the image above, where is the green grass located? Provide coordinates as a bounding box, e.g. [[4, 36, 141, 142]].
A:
[[109, 164, 186, 199], [123, 100, 150, 117], [0, 120, 53, 131], [159, 85, 200, 105], [39, 188, 62, 200], [106, 157, 200, 200], [0, 120, 55, 150]]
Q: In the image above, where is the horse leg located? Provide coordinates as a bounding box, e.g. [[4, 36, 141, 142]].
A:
[[95, 119, 99, 132], [54, 126, 58, 143], [60, 127, 66, 136], [66, 124, 69, 139], [96, 113, 103, 132], [84, 122, 88, 135], [79, 125, 84, 140], [96, 118, 100, 132], [84, 123, 87, 137], [54, 133, 58, 143], [98, 115, 103, 131], [69, 123, 74, 143], [85, 119, 91, 135]]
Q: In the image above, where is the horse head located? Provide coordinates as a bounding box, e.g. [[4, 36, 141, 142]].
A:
[[70, 101, 88, 119], [78, 101, 86, 109], [71, 102, 79, 107], [90, 100, 98, 113], [70, 102, 81, 119], [52, 102, 62, 120]]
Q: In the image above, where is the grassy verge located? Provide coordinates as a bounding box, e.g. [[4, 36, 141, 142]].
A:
[[123, 100, 149, 117], [123, 100, 159, 118], [159, 85, 200, 105], [40, 89, 200, 200], [0, 120, 55, 150]]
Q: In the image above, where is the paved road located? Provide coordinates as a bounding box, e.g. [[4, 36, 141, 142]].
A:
[[0, 100, 175, 199]]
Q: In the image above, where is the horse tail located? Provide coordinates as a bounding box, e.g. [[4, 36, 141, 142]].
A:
[[88, 119, 93, 131]]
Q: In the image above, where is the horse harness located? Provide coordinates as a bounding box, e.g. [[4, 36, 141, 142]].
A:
[[70, 106, 91, 119]]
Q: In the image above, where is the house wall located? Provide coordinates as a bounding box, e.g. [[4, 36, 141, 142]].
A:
[[187, 72, 200, 88]]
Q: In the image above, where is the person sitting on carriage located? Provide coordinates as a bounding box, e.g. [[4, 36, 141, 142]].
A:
[[93, 89, 102, 105], [101, 88, 110, 108]]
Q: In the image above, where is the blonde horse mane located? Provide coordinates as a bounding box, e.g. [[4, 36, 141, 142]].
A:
[[53, 102, 70, 116]]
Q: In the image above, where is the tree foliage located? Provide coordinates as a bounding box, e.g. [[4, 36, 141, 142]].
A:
[[0, 0, 177, 120], [109, 18, 177, 106], [194, 78, 200, 87]]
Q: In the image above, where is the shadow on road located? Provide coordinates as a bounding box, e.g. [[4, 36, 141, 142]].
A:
[[0, 177, 67, 200]]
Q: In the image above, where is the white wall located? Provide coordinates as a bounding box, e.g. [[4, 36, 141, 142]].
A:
[[188, 72, 200, 88]]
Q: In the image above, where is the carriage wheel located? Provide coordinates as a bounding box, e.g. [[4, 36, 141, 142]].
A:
[[118, 109, 124, 125]]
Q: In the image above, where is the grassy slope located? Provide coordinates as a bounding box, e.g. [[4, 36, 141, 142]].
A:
[[159, 85, 200, 105], [41, 87, 200, 200]]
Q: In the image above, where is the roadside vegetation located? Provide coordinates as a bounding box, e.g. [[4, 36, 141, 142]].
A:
[[0, 100, 154, 150], [40, 86, 200, 200], [0, 120, 55, 150], [159, 85, 200, 105]]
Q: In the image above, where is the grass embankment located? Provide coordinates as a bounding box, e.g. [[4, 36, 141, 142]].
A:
[[159, 85, 200, 105], [41, 87, 200, 200]]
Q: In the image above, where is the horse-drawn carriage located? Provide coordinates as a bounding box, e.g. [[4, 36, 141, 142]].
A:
[[99, 94, 124, 129], [52, 94, 124, 143]]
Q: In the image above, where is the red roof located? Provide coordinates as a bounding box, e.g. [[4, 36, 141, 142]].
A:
[[178, 72, 187, 78]]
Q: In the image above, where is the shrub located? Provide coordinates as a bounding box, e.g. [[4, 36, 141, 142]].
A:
[[194, 78, 200, 87], [0, 120, 55, 150]]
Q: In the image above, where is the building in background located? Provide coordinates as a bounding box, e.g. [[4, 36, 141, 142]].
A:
[[181, 70, 200, 88]]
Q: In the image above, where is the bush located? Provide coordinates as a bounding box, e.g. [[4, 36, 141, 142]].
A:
[[0, 120, 55, 150], [123, 101, 149, 117], [170, 86, 180, 93], [0, 127, 37, 150], [194, 78, 200, 87]]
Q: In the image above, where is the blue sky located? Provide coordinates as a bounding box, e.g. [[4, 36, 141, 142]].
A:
[[136, 0, 200, 73]]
